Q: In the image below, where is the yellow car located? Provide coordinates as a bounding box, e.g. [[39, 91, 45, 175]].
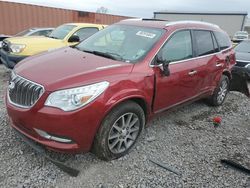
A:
[[0, 23, 105, 68]]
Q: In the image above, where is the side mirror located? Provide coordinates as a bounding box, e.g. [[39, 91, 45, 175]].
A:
[[162, 62, 170, 76], [155, 56, 170, 76], [68, 35, 80, 43]]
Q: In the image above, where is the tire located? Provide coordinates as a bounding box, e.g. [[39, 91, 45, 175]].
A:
[[207, 75, 230, 106], [92, 101, 145, 161]]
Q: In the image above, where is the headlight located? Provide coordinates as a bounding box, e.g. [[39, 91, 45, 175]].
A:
[[9, 44, 26, 53], [0, 41, 2, 48], [45, 81, 109, 111]]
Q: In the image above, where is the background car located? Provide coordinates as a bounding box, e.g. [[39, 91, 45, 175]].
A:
[[233, 40, 250, 79], [0, 28, 54, 64], [0, 23, 105, 68], [232, 31, 249, 42], [0, 34, 11, 45], [0, 28, 54, 48]]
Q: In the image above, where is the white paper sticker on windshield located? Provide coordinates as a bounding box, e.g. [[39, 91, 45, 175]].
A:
[[136, 31, 156, 39]]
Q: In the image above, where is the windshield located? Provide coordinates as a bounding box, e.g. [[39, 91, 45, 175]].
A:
[[235, 31, 248, 35], [76, 24, 164, 63], [48, 25, 76, 40], [235, 41, 250, 53], [15, 29, 31, 36]]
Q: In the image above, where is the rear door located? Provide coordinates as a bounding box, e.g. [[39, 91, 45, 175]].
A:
[[153, 30, 203, 112], [192, 30, 224, 94]]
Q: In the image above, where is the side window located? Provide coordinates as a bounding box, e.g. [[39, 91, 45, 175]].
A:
[[29, 30, 51, 36], [29, 31, 41, 36], [214, 31, 231, 50], [211, 32, 220, 52], [160, 30, 193, 63], [194, 30, 214, 56], [42, 30, 53, 36], [73, 27, 99, 41]]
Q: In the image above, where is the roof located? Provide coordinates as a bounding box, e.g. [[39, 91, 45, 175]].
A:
[[118, 19, 169, 28], [119, 18, 221, 30], [154, 11, 248, 16], [165, 20, 220, 28]]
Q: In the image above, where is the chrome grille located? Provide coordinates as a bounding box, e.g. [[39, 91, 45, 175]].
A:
[[8, 73, 44, 108], [2, 40, 10, 52]]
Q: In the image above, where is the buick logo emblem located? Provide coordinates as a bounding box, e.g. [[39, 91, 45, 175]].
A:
[[8, 81, 15, 90]]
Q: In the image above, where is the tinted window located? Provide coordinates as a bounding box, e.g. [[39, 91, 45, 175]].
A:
[[211, 33, 219, 52], [160, 30, 193, 63], [214, 31, 231, 50], [194, 30, 214, 56], [73, 27, 99, 41]]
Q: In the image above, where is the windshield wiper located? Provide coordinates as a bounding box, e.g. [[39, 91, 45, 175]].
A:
[[83, 50, 123, 61]]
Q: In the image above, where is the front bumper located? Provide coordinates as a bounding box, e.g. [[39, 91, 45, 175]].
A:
[[0, 49, 27, 69], [6, 93, 106, 154]]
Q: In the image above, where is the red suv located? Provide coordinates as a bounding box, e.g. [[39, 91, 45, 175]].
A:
[[6, 19, 249, 160]]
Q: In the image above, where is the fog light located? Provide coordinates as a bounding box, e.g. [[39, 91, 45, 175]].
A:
[[34, 128, 72, 143]]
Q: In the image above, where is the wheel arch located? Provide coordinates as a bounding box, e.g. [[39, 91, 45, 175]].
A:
[[105, 96, 149, 121]]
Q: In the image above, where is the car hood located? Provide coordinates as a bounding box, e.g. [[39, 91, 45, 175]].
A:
[[235, 52, 250, 62], [14, 47, 134, 91], [6, 36, 66, 55]]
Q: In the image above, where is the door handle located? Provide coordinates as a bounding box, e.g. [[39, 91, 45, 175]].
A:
[[188, 70, 197, 76], [216, 62, 223, 67]]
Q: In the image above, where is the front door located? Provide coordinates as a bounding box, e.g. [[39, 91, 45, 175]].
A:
[[153, 30, 202, 112]]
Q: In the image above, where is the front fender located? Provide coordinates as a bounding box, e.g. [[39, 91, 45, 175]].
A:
[[104, 89, 151, 118], [102, 75, 154, 120]]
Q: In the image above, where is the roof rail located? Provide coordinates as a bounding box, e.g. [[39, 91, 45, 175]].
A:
[[142, 18, 168, 21], [165, 20, 220, 28], [123, 18, 143, 21]]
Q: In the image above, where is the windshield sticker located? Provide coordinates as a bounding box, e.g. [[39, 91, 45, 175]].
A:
[[136, 31, 156, 39]]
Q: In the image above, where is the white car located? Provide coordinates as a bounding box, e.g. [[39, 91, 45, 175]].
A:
[[233, 31, 249, 42]]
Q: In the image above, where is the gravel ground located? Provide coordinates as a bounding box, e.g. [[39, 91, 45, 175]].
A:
[[0, 64, 249, 188]]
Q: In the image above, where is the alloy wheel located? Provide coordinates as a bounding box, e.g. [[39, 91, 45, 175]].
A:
[[108, 112, 140, 154], [217, 79, 228, 104]]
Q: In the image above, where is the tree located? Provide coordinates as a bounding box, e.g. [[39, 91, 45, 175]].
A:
[[96, 6, 109, 14]]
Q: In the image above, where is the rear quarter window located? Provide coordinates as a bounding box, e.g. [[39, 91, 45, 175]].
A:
[[214, 31, 231, 50]]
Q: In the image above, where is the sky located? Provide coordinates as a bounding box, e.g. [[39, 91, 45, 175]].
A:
[[2, 0, 250, 17]]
